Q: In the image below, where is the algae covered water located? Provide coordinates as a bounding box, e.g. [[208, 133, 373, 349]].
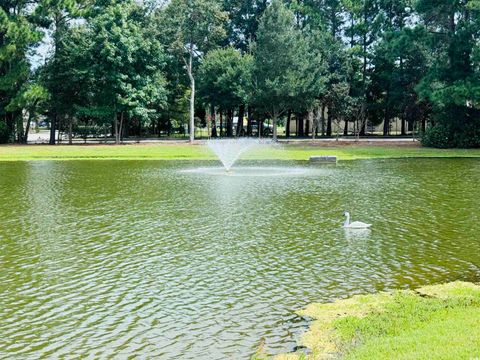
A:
[[0, 159, 479, 358]]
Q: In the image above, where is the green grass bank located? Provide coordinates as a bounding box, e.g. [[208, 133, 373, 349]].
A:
[[1, 142, 480, 161], [268, 282, 480, 360]]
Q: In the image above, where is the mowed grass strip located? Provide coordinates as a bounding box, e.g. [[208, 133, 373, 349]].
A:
[[0, 143, 212, 161], [1, 143, 480, 161]]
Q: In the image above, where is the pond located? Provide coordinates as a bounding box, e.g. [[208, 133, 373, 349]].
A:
[[0, 158, 479, 359]]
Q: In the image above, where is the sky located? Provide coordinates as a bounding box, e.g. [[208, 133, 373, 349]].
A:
[[30, 30, 53, 70]]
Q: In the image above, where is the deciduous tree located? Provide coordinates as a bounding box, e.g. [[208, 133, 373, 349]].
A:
[[158, 0, 227, 142]]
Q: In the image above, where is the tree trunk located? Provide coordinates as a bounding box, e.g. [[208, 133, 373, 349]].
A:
[[20, 113, 32, 144], [286, 110, 291, 138], [119, 111, 124, 143], [383, 113, 390, 136], [188, 49, 195, 143], [49, 113, 56, 145], [360, 122, 366, 136], [327, 113, 332, 137], [68, 116, 73, 145], [321, 104, 326, 136], [206, 108, 211, 138], [272, 111, 278, 141], [219, 111, 223, 137], [15, 114, 22, 143], [401, 113, 406, 136], [360, 5, 367, 139], [399, 55, 406, 137], [310, 110, 315, 140], [6, 113, 14, 142], [247, 106, 253, 136], [138, 117, 142, 141], [305, 113, 310, 137], [298, 113, 304, 137], [343, 118, 348, 136], [114, 112, 119, 144], [210, 104, 215, 138], [57, 116, 62, 143], [383, 89, 390, 136], [189, 77, 195, 142], [383, 119, 389, 136], [315, 105, 322, 139], [236, 104, 245, 136], [359, 106, 366, 136], [49, 14, 64, 146], [227, 109, 233, 137]]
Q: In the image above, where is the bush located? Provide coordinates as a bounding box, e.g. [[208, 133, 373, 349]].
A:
[[0, 122, 11, 143], [73, 125, 105, 139], [421, 125, 453, 148], [422, 123, 480, 148], [452, 122, 480, 148], [422, 105, 480, 148]]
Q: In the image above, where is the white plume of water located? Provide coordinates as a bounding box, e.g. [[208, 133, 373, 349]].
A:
[[207, 138, 268, 171]]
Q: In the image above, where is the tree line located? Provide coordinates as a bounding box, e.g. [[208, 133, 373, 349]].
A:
[[1, 0, 479, 147]]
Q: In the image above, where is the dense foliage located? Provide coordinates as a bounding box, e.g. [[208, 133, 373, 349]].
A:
[[1, 0, 479, 147]]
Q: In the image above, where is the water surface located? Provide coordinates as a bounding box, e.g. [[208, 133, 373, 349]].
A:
[[0, 159, 479, 359]]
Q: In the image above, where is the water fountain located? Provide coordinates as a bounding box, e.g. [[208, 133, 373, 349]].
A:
[[182, 137, 310, 177], [206, 138, 265, 172]]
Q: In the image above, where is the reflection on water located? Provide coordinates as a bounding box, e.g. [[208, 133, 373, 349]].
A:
[[181, 165, 310, 177], [0, 159, 479, 359], [343, 228, 372, 242]]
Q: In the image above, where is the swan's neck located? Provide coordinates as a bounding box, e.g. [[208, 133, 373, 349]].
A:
[[344, 214, 350, 227]]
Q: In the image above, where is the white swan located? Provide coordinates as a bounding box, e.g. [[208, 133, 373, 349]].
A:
[[343, 211, 371, 229]]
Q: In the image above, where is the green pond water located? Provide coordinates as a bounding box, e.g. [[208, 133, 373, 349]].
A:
[[0, 158, 479, 359]]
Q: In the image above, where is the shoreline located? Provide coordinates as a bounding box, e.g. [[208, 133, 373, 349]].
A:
[[269, 282, 480, 360], [1, 143, 480, 162]]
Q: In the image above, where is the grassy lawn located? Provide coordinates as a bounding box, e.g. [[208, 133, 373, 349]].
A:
[[273, 282, 480, 360], [1, 142, 480, 161]]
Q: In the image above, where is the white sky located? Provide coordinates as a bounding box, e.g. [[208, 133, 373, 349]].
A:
[[29, 30, 53, 70]]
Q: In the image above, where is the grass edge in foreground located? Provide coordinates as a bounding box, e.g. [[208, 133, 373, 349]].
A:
[[268, 281, 480, 360]]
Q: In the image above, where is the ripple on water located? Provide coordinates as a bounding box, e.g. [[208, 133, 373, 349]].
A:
[[0, 159, 479, 359], [181, 166, 312, 177]]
